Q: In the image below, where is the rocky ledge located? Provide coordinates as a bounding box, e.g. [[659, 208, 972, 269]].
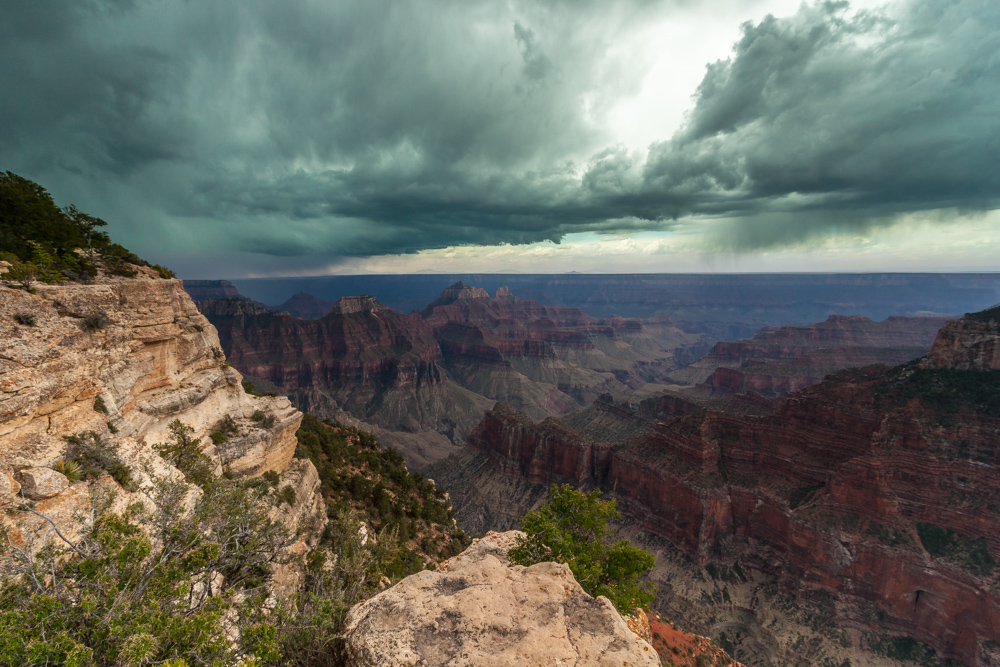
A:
[[344, 530, 659, 666]]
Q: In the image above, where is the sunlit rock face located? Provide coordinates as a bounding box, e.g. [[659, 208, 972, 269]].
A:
[[0, 268, 323, 591], [344, 531, 659, 667], [0, 269, 300, 478]]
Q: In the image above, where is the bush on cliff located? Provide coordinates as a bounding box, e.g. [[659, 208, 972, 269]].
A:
[[0, 474, 293, 666], [508, 484, 656, 614], [294, 414, 470, 569], [0, 171, 172, 282]]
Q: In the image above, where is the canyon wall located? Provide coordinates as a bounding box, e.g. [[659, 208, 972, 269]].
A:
[[198, 283, 706, 467], [456, 311, 1000, 666], [672, 314, 950, 395]]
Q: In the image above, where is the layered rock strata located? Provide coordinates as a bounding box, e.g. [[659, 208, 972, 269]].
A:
[[673, 314, 950, 395], [344, 531, 659, 666], [0, 271, 301, 477], [199, 284, 705, 467], [0, 271, 323, 565], [454, 310, 1000, 665]]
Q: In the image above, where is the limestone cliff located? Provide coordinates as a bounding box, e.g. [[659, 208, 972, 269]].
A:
[[0, 269, 301, 479], [0, 270, 325, 563]]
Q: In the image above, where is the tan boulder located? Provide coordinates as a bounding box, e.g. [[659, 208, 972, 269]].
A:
[[17, 467, 69, 499], [344, 531, 658, 667], [0, 472, 19, 496]]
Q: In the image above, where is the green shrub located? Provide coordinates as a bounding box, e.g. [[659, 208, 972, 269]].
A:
[[918, 521, 995, 576], [93, 396, 108, 415], [152, 264, 175, 279], [0, 473, 292, 666], [79, 311, 111, 332], [262, 470, 280, 487], [53, 460, 82, 483], [789, 484, 823, 510], [508, 484, 656, 614], [278, 485, 297, 506], [12, 312, 35, 326], [3, 260, 38, 290], [209, 414, 239, 446], [154, 419, 216, 489], [62, 431, 135, 490]]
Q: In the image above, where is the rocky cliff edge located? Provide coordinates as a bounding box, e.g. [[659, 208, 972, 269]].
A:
[[0, 269, 323, 557], [344, 530, 659, 666]]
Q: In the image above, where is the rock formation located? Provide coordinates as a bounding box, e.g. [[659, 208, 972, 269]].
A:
[[671, 314, 950, 395], [344, 531, 660, 666], [0, 270, 301, 478], [199, 284, 705, 468], [438, 308, 1000, 666], [273, 291, 337, 319], [0, 268, 324, 579]]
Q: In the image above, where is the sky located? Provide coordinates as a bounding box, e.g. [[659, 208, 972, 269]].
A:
[[2, 0, 999, 277]]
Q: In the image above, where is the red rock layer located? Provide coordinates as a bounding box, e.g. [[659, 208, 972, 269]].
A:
[[203, 297, 444, 392], [691, 315, 950, 396], [467, 314, 1000, 665]]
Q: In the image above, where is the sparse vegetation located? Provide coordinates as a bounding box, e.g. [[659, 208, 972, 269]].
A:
[[0, 472, 293, 666], [155, 419, 217, 489], [294, 414, 470, 574], [278, 485, 297, 506], [93, 395, 108, 415], [789, 484, 823, 510], [79, 310, 111, 332], [62, 431, 135, 490], [209, 414, 239, 446], [508, 484, 656, 614], [964, 304, 1000, 323], [252, 409, 278, 428], [917, 521, 995, 576], [12, 312, 35, 326], [53, 459, 82, 483]]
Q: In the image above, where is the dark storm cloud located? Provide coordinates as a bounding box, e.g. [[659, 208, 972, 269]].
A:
[[0, 0, 997, 273], [637, 0, 1000, 246]]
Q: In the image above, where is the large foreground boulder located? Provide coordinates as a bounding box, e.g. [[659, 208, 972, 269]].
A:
[[344, 531, 658, 666]]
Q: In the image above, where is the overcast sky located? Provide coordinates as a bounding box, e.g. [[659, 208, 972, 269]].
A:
[[2, 0, 998, 277]]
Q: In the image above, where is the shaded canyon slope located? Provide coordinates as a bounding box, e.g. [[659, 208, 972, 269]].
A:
[[433, 307, 1000, 667], [197, 283, 708, 467], [671, 314, 951, 396]]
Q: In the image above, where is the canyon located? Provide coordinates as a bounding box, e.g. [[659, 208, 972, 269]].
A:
[[196, 282, 708, 467], [430, 309, 1000, 666], [675, 314, 951, 396]]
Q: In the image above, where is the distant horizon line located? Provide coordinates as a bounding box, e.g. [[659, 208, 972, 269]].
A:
[[186, 270, 1000, 281]]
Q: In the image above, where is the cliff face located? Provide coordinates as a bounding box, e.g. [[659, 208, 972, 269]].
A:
[[200, 295, 493, 463], [0, 272, 301, 478], [922, 310, 1000, 370], [456, 310, 1000, 666], [0, 270, 326, 601], [672, 314, 950, 395]]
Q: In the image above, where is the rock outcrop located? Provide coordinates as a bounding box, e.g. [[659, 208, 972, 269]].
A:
[[0, 271, 325, 560], [448, 310, 1000, 666], [0, 271, 301, 478], [921, 306, 1000, 370], [344, 531, 659, 666], [671, 314, 950, 395]]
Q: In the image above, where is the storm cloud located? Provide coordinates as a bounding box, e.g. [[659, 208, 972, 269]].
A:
[[1, 0, 997, 274]]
